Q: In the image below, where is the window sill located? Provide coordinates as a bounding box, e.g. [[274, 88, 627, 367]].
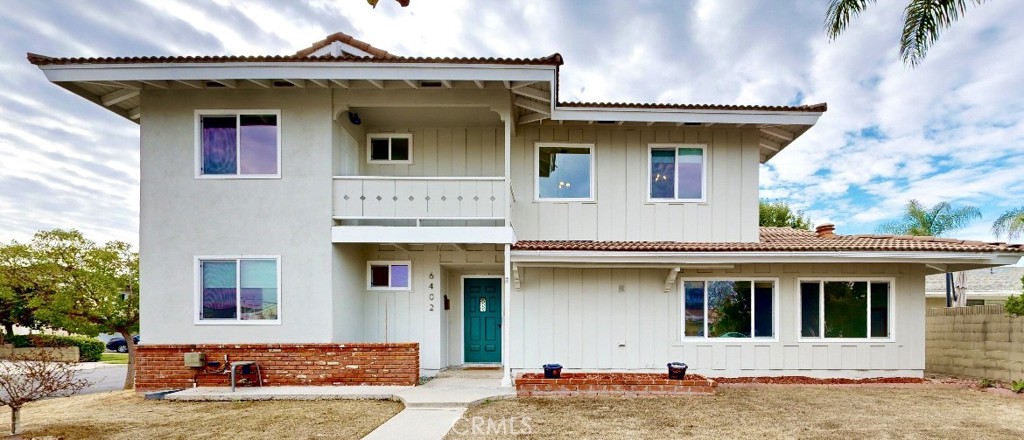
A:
[[194, 320, 282, 326], [673, 338, 780, 345], [797, 338, 896, 344], [195, 175, 282, 180], [645, 200, 707, 205], [533, 199, 597, 204]]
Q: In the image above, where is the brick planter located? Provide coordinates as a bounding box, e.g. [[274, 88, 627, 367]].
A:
[[135, 343, 418, 391], [515, 372, 718, 397]]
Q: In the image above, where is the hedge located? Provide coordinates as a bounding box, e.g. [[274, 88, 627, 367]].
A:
[[4, 334, 105, 362]]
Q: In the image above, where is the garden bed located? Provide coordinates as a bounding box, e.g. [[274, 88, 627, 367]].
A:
[[713, 376, 925, 385], [515, 372, 717, 397]]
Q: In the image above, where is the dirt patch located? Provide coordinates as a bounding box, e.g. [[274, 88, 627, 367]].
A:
[[448, 386, 1024, 439], [0, 391, 402, 440], [713, 376, 924, 385]]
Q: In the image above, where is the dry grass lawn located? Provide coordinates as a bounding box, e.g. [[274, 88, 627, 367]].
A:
[[1, 391, 402, 439], [447, 386, 1024, 439]]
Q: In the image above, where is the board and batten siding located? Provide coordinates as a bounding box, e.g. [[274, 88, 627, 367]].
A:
[[509, 263, 927, 377], [509, 125, 761, 242], [359, 244, 504, 374], [358, 125, 504, 177]]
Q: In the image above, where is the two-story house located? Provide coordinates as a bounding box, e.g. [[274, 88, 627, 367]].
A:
[[29, 32, 1024, 389]]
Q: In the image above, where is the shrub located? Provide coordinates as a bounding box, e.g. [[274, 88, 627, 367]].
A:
[[978, 378, 996, 388], [1006, 294, 1024, 317], [3, 334, 104, 362], [1012, 380, 1024, 394]]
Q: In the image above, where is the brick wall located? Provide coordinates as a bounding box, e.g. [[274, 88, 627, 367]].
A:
[[926, 305, 1024, 382], [135, 343, 419, 391], [515, 373, 717, 397]]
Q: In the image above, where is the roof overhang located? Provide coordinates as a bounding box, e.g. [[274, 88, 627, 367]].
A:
[[35, 62, 558, 83], [33, 61, 559, 124], [510, 250, 1021, 272]]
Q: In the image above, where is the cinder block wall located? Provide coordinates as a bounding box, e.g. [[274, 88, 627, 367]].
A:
[[135, 343, 419, 391], [926, 305, 1024, 382]]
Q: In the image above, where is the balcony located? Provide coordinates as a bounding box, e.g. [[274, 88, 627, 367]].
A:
[[332, 176, 515, 244]]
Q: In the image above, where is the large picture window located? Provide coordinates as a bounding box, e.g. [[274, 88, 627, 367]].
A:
[[197, 110, 280, 177], [535, 143, 594, 201], [682, 279, 775, 339], [800, 280, 892, 339], [649, 144, 705, 202], [197, 257, 280, 323]]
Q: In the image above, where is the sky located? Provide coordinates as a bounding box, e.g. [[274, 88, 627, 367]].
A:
[[1, 0, 1023, 247]]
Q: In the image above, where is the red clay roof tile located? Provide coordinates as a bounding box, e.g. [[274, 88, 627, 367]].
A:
[[557, 102, 827, 113], [511, 227, 1024, 253]]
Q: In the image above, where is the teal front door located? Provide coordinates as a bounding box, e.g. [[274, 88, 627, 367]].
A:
[[464, 277, 502, 363]]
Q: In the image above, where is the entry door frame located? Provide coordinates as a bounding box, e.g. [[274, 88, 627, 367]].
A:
[[460, 274, 503, 365]]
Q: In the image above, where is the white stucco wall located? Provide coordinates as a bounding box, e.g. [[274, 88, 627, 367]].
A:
[[139, 88, 335, 344], [509, 263, 927, 377]]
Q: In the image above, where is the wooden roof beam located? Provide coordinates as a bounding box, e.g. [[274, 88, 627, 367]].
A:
[[100, 88, 139, 107]]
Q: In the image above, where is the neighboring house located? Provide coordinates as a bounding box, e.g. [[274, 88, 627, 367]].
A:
[[925, 266, 1024, 308], [27, 32, 1024, 388]]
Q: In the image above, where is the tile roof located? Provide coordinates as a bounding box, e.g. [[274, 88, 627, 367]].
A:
[[557, 102, 827, 113], [293, 31, 394, 58], [511, 227, 1024, 253], [25, 52, 564, 67]]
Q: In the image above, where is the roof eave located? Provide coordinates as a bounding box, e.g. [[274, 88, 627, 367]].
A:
[[550, 106, 824, 126], [509, 249, 1023, 268]]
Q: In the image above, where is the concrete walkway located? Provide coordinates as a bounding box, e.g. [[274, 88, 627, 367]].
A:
[[164, 368, 513, 439]]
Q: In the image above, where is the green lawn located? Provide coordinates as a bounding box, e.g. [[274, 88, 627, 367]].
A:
[[100, 353, 129, 364]]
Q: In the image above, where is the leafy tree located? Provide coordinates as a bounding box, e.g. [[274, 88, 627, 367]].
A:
[[25, 230, 140, 390], [825, 0, 985, 67], [0, 243, 41, 338], [875, 199, 981, 236], [992, 207, 1024, 241], [759, 199, 813, 230], [0, 350, 90, 435]]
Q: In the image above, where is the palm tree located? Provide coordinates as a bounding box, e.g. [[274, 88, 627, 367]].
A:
[[825, 0, 985, 67], [875, 199, 981, 236], [992, 207, 1024, 241]]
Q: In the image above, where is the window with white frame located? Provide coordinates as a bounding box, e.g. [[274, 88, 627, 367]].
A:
[[649, 144, 706, 202], [535, 143, 594, 201], [367, 133, 413, 163], [198, 257, 279, 322], [197, 111, 280, 177], [367, 261, 411, 290], [682, 279, 775, 338], [799, 280, 892, 339]]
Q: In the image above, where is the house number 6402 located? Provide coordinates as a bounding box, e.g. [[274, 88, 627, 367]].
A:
[[428, 273, 436, 311]]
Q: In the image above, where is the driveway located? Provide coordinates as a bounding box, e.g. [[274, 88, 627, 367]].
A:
[[74, 364, 128, 394]]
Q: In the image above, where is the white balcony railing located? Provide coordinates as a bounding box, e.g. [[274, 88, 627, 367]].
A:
[[333, 176, 506, 222]]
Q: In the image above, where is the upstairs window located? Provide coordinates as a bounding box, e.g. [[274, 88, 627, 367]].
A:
[[800, 280, 892, 339], [198, 257, 280, 323], [649, 144, 705, 202], [535, 143, 594, 201], [197, 111, 280, 177], [367, 261, 411, 290], [367, 133, 413, 164]]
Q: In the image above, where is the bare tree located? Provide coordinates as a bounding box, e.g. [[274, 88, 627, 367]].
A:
[[0, 350, 90, 436]]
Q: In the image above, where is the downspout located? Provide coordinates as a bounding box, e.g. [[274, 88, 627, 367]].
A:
[[945, 272, 953, 307]]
